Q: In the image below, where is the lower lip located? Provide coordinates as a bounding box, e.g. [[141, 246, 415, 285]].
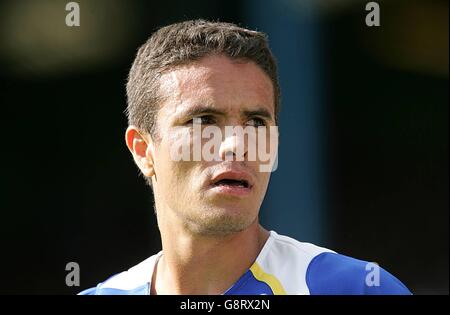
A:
[[208, 184, 252, 197]]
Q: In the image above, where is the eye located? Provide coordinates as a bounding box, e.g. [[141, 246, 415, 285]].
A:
[[186, 115, 216, 125], [246, 117, 267, 127]]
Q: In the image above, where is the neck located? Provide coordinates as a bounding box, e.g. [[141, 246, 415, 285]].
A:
[[151, 210, 269, 295]]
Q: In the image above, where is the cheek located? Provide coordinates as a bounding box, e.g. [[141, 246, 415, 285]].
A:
[[155, 143, 200, 197], [161, 130, 203, 182], [256, 173, 270, 190]]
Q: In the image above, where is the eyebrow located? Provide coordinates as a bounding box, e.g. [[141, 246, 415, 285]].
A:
[[178, 104, 274, 122], [181, 105, 224, 119], [242, 108, 274, 121]]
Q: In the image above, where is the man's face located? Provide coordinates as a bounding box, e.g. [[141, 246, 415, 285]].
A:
[[151, 54, 277, 236]]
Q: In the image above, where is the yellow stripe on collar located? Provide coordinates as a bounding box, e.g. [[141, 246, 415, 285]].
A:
[[250, 262, 287, 295]]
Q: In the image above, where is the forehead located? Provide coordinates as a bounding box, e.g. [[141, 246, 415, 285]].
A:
[[157, 55, 275, 118]]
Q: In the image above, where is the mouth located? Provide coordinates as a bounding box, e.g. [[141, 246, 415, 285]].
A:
[[213, 178, 250, 188], [208, 171, 253, 197]]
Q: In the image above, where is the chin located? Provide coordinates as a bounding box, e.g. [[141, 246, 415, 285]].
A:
[[190, 208, 257, 236]]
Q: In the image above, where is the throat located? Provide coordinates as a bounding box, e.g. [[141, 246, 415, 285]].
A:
[[154, 224, 270, 294]]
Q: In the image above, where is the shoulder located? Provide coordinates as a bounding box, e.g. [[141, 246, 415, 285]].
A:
[[305, 251, 411, 295], [259, 231, 411, 295], [255, 231, 335, 294], [78, 252, 162, 295]]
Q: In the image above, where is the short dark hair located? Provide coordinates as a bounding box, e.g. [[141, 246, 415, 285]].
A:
[[126, 19, 280, 139]]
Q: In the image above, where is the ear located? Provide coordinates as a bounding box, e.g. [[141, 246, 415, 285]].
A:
[[125, 126, 155, 178]]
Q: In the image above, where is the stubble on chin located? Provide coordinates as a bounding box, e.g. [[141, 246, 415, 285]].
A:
[[180, 206, 258, 237]]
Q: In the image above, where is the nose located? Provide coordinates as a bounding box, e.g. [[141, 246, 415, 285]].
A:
[[219, 130, 248, 162]]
